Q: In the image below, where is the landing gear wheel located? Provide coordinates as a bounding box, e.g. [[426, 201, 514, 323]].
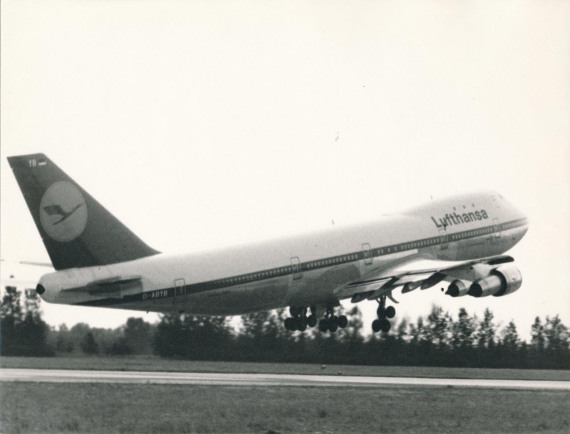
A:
[[285, 306, 313, 332], [319, 319, 329, 333], [284, 317, 295, 331], [328, 321, 338, 333], [307, 315, 317, 328], [380, 319, 391, 333], [338, 315, 348, 329], [385, 306, 396, 319], [372, 319, 381, 333]]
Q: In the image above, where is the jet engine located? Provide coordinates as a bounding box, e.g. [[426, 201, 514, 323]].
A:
[[468, 264, 522, 297], [445, 279, 471, 297], [444, 264, 522, 298]]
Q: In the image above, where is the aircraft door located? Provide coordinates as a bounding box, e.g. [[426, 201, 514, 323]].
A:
[[174, 278, 186, 301], [437, 228, 450, 259], [439, 228, 449, 250], [492, 218, 501, 243], [359, 243, 374, 276], [290, 257, 302, 280], [289, 256, 303, 297], [362, 243, 373, 266]]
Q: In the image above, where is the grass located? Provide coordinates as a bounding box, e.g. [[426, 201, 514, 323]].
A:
[[2, 355, 570, 381], [2, 357, 569, 432], [1, 382, 569, 433]]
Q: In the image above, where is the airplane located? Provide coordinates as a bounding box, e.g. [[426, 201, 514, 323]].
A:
[[8, 153, 529, 333]]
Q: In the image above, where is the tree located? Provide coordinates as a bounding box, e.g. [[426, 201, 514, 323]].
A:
[[54, 324, 74, 353], [543, 315, 568, 352], [501, 320, 520, 351], [344, 306, 364, 344], [1, 286, 53, 356], [476, 308, 496, 349], [451, 308, 475, 350], [153, 313, 186, 357], [240, 309, 287, 361], [425, 305, 451, 349], [1, 286, 23, 355], [530, 316, 545, 352], [395, 317, 408, 343], [1, 286, 23, 321], [241, 310, 275, 340], [408, 316, 427, 345], [81, 331, 99, 355], [19, 290, 52, 355], [123, 317, 153, 354], [153, 313, 232, 359]]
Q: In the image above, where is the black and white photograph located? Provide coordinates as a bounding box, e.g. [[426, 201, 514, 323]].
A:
[[1, 1, 569, 432]]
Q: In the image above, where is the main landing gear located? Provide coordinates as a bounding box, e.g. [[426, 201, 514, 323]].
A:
[[284, 305, 347, 333], [318, 306, 348, 333], [284, 306, 317, 332], [372, 294, 395, 333]]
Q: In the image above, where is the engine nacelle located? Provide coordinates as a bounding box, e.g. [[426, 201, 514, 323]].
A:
[[468, 264, 522, 297], [445, 279, 471, 297]]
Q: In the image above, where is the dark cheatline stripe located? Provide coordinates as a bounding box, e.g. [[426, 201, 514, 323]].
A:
[[76, 218, 529, 308]]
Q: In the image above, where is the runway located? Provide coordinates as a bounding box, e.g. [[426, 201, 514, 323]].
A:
[[1, 368, 570, 390]]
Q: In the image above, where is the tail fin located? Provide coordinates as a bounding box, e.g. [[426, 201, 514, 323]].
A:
[[8, 153, 159, 270]]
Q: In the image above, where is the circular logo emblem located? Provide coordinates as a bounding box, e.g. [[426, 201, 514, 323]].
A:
[[40, 181, 88, 242]]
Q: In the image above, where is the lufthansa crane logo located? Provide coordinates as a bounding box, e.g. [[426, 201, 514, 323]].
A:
[[40, 181, 88, 242]]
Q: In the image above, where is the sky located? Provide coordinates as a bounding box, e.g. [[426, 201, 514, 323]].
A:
[[1, 0, 569, 340]]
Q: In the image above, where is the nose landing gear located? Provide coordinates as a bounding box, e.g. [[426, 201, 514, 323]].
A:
[[372, 294, 395, 333]]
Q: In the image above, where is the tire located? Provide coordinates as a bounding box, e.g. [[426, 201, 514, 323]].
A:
[[319, 319, 329, 333], [372, 319, 381, 333], [329, 322, 338, 333], [307, 315, 317, 328], [289, 306, 298, 316], [298, 320, 307, 332], [338, 315, 348, 328], [284, 317, 295, 331], [380, 319, 391, 333], [385, 306, 396, 319]]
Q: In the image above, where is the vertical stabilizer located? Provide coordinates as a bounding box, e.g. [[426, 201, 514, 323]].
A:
[[8, 153, 159, 270]]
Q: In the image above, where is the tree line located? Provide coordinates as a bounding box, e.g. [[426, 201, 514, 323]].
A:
[[1, 285, 569, 369]]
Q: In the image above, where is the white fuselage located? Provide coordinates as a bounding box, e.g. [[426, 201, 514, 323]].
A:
[[38, 191, 528, 315]]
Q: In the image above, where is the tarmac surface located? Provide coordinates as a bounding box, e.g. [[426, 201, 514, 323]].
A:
[[1, 368, 570, 390]]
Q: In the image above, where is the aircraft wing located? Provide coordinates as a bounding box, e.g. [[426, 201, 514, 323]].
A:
[[334, 255, 514, 302]]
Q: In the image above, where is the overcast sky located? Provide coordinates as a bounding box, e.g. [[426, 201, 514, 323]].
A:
[[2, 1, 569, 339]]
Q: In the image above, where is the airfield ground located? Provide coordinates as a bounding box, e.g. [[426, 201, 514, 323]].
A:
[[3, 356, 570, 381], [2, 382, 570, 433], [1, 357, 570, 433]]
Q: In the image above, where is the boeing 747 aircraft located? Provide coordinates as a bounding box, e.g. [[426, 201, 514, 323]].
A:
[[8, 154, 529, 333]]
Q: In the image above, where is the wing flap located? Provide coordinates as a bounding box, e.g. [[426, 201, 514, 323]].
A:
[[335, 277, 393, 300]]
